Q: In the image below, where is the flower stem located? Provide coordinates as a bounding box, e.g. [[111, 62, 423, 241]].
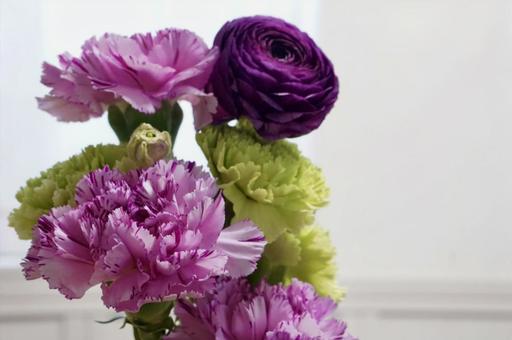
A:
[[125, 302, 175, 340]]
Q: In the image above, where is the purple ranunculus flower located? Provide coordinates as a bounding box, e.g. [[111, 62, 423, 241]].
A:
[[167, 278, 356, 340], [22, 160, 265, 312], [206, 16, 339, 140], [38, 29, 219, 128]]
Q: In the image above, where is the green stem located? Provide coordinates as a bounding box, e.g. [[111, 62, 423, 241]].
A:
[[223, 198, 235, 228], [125, 302, 175, 340]]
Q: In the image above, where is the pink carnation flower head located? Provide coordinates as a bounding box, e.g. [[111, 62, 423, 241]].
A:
[[37, 53, 115, 121], [22, 160, 265, 312], [38, 29, 218, 128], [168, 278, 357, 340]]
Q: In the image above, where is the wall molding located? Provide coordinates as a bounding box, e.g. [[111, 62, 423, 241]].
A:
[[338, 278, 512, 339], [2, 269, 512, 339]]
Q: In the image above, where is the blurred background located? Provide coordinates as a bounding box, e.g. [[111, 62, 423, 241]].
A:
[[1, 0, 511, 339]]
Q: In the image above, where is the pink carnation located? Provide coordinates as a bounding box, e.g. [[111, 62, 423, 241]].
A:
[[37, 29, 218, 128], [168, 278, 356, 340], [37, 53, 115, 121], [22, 160, 265, 312]]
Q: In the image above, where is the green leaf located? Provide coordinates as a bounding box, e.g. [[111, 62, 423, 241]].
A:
[[95, 315, 125, 324]]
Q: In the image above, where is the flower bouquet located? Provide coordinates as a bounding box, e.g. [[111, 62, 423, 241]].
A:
[[9, 15, 356, 340]]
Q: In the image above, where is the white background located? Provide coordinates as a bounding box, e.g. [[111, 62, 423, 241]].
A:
[[1, 0, 511, 339], [315, 0, 512, 283]]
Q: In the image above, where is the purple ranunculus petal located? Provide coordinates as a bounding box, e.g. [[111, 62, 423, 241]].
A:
[[207, 16, 339, 140]]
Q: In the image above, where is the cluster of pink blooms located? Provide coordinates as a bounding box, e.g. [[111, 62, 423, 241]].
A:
[[23, 160, 265, 311], [168, 278, 355, 340], [23, 16, 357, 339], [37, 29, 218, 128]]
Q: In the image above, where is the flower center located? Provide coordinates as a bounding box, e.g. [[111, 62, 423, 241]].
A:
[[270, 41, 291, 60]]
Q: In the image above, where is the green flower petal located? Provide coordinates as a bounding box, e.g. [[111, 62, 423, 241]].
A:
[[8, 144, 130, 239], [264, 232, 301, 266], [286, 226, 345, 301], [253, 225, 344, 301], [196, 119, 329, 242]]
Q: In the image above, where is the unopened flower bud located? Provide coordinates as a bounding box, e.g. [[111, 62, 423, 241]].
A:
[[127, 123, 172, 167]]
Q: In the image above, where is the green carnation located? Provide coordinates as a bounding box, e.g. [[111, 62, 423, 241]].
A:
[[9, 144, 130, 239], [196, 120, 329, 242], [265, 226, 345, 301], [9, 123, 173, 240]]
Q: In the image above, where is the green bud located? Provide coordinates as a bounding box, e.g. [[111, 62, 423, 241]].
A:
[[127, 123, 172, 167]]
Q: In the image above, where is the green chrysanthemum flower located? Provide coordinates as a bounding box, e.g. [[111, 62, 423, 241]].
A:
[[9, 124, 173, 240], [9, 144, 131, 239], [265, 226, 345, 301], [196, 119, 329, 242]]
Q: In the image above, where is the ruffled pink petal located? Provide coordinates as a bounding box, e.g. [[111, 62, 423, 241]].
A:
[[170, 278, 355, 339], [23, 206, 97, 299], [37, 96, 98, 122], [107, 85, 161, 113], [166, 300, 215, 340], [159, 249, 227, 284], [39, 256, 95, 299], [266, 294, 295, 331], [38, 28, 217, 124], [216, 220, 266, 277], [101, 270, 151, 311], [187, 196, 225, 248], [292, 314, 324, 337], [21, 246, 42, 280], [22, 160, 266, 313], [75, 167, 126, 205], [108, 209, 155, 259], [40, 62, 72, 95], [231, 296, 268, 339], [178, 89, 218, 129], [38, 54, 113, 121]]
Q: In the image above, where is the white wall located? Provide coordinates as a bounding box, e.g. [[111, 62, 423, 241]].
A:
[[313, 0, 512, 283], [1, 0, 511, 339]]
